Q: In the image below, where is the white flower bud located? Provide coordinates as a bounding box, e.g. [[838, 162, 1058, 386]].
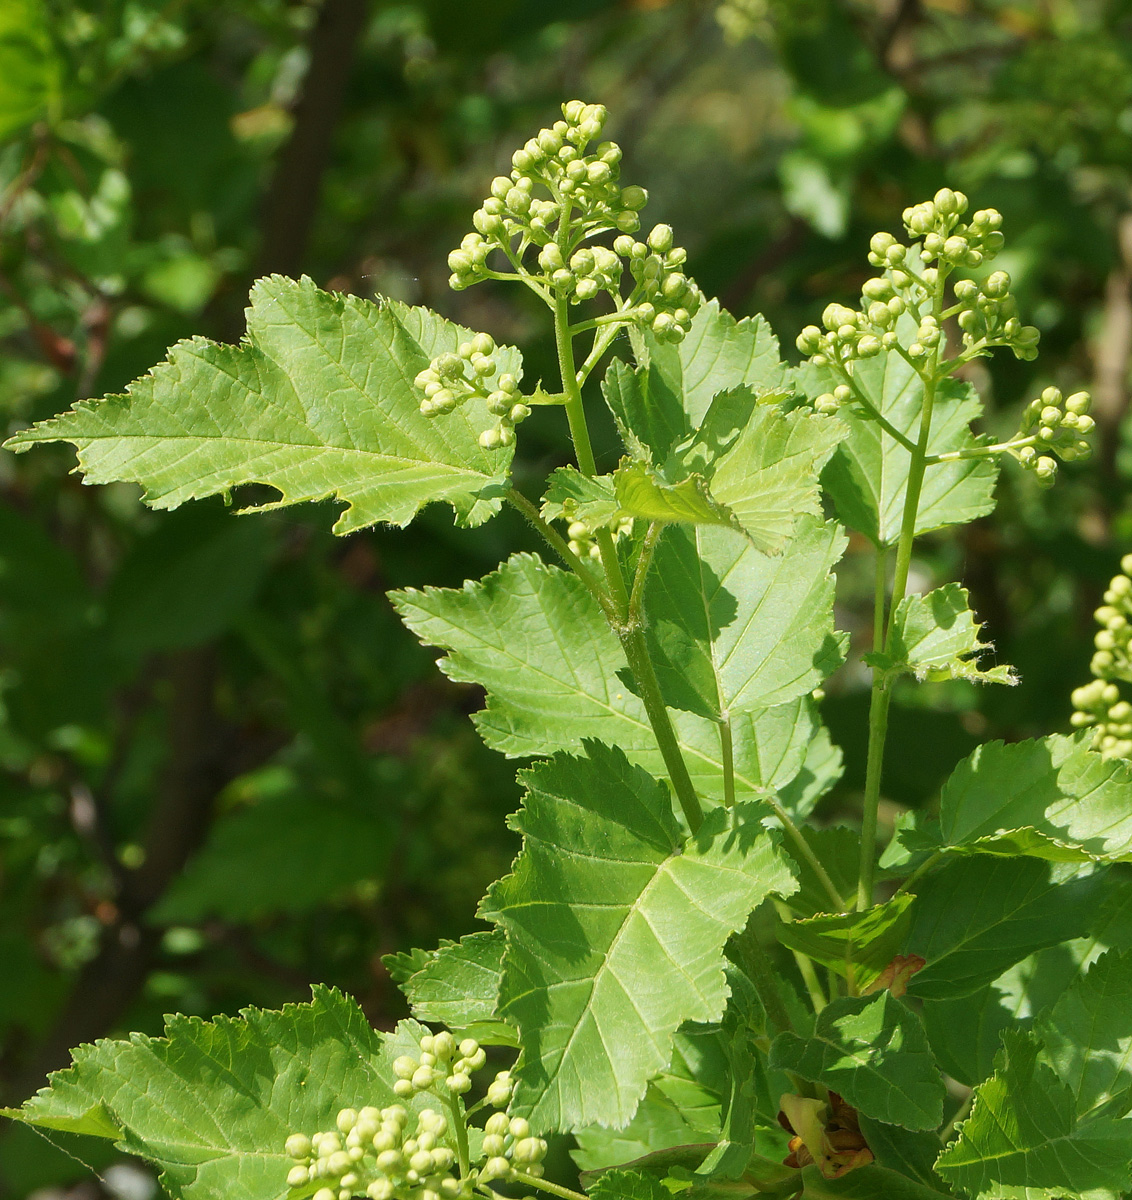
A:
[[393, 1079, 414, 1098], [314, 1188, 336, 1200], [336, 1109, 358, 1134], [288, 1166, 310, 1187]]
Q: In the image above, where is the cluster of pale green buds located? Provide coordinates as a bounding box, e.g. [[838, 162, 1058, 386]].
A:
[[1015, 386, 1094, 486], [1071, 557, 1132, 759], [284, 1105, 460, 1200], [413, 334, 529, 450], [553, 494, 633, 559], [797, 189, 1039, 385], [392, 1031, 487, 1098], [477, 1111, 548, 1184], [952, 271, 1039, 361], [445, 100, 699, 344]]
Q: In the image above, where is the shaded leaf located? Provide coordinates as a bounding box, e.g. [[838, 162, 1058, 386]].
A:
[[769, 991, 945, 1130], [484, 742, 797, 1132], [5, 277, 516, 532], [904, 857, 1106, 1000], [777, 894, 915, 989], [935, 1031, 1132, 1200]]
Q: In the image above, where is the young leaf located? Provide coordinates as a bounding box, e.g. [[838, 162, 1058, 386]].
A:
[[384, 930, 516, 1046], [865, 583, 1015, 686], [613, 461, 739, 531], [797, 353, 997, 545], [769, 991, 945, 1130], [1038, 949, 1132, 1118], [903, 856, 1107, 999], [4, 277, 517, 532], [642, 519, 847, 721], [933, 733, 1132, 861], [934, 1031, 1132, 1200], [483, 741, 797, 1132], [539, 466, 620, 527], [2, 988, 429, 1200], [777, 893, 915, 988], [392, 553, 838, 803], [609, 301, 787, 463]]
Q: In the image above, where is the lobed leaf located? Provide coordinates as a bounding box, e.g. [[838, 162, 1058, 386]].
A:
[[483, 741, 797, 1132], [777, 894, 915, 988], [865, 583, 1015, 686], [769, 991, 945, 1130], [797, 351, 997, 546], [903, 856, 1107, 999], [2, 987, 429, 1200], [934, 1031, 1132, 1200], [4, 276, 516, 532], [392, 553, 841, 807], [932, 734, 1132, 861], [642, 520, 847, 721], [384, 930, 516, 1046]]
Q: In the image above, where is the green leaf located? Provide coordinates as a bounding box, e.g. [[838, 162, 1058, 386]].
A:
[[572, 1085, 719, 1172], [642, 520, 847, 721], [856, 1116, 945, 1190], [386, 930, 517, 1046], [904, 857, 1107, 999], [777, 894, 915, 988], [769, 991, 945, 1130], [539, 466, 620, 527], [934, 1031, 1132, 1200], [484, 742, 797, 1132], [0, 0, 60, 140], [614, 461, 740, 531], [693, 402, 842, 555], [151, 791, 389, 922], [5, 277, 516, 532], [2, 987, 430, 1200], [799, 1163, 951, 1200], [787, 827, 861, 917], [933, 734, 1132, 861], [392, 553, 839, 804], [609, 302, 787, 465], [798, 354, 997, 546], [1038, 949, 1132, 1118], [587, 1167, 673, 1200], [865, 583, 1015, 686]]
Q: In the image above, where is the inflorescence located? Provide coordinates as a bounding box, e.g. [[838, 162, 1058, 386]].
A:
[[796, 188, 1092, 487], [282, 1031, 545, 1200], [413, 100, 702, 451], [1071, 555, 1132, 760]]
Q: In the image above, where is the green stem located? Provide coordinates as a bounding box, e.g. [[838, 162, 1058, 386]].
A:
[[620, 627, 704, 832], [926, 434, 1037, 465], [940, 1090, 974, 1144], [873, 547, 887, 653], [857, 274, 946, 912], [505, 488, 613, 616], [444, 1093, 470, 1179], [719, 719, 736, 809], [628, 521, 663, 624], [891, 849, 946, 897], [511, 1172, 588, 1200], [773, 900, 826, 1013], [831, 364, 917, 452], [765, 795, 845, 912]]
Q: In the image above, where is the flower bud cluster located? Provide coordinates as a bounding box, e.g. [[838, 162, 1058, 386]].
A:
[[412, 334, 529, 450], [392, 1032, 487, 1098], [1071, 556, 1132, 760], [284, 1104, 463, 1200], [1014, 386, 1094, 486], [446, 101, 700, 343], [796, 189, 1039, 389], [554, 495, 633, 559], [476, 1111, 548, 1185]]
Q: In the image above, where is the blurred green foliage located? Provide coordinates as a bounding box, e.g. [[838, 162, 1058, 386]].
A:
[[3, 0, 1132, 1194]]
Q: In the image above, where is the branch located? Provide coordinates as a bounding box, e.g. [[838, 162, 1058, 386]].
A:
[[255, 0, 370, 278]]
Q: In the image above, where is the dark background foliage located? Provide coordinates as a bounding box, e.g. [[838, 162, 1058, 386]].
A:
[[2, 0, 1131, 1194]]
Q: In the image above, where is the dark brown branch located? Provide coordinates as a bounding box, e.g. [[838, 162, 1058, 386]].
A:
[[255, 0, 370, 279]]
